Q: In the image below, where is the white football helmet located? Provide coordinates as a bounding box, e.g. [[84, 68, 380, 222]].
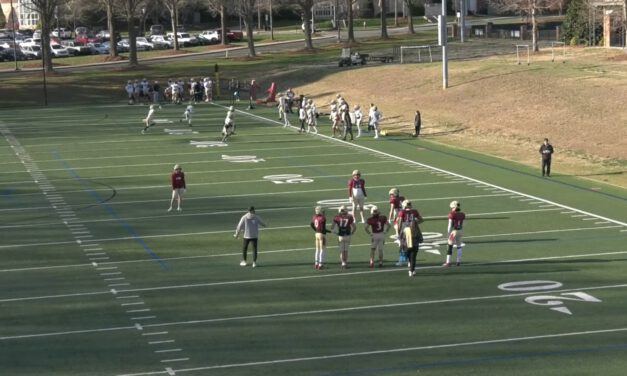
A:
[[450, 200, 459, 209], [315, 206, 323, 215], [371, 205, 379, 215], [389, 188, 399, 196], [402, 200, 411, 209], [352, 169, 360, 177], [173, 164, 181, 170], [338, 205, 347, 214]]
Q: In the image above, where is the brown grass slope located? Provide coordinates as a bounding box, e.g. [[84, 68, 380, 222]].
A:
[[293, 48, 627, 188]]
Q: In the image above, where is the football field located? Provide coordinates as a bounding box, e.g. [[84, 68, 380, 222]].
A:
[[1, 101, 626, 376]]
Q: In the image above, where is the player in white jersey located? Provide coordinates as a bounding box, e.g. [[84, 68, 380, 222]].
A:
[[142, 104, 157, 134], [181, 104, 193, 126]]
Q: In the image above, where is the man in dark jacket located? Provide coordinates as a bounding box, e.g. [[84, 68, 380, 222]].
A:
[[539, 138, 554, 177]]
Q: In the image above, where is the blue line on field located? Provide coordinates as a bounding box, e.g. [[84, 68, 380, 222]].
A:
[[317, 342, 627, 376], [51, 151, 171, 271], [386, 137, 627, 202]]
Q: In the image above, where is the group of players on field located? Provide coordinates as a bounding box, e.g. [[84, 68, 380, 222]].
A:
[[310, 170, 466, 277]]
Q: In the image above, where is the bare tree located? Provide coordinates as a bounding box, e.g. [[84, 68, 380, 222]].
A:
[[24, 0, 62, 72], [380, 0, 389, 39], [346, 0, 357, 43], [122, 0, 145, 66], [163, 0, 184, 50], [99, 0, 119, 57], [234, 0, 257, 57], [490, 0, 560, 51], [404, 0, 415, 34], [207, 0, 229, 45], [296, 0, 315, 49]]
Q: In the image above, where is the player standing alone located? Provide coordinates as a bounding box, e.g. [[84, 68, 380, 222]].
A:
[[443, 201, 466, 267], [181, 104, 193, 126], [142, 104, 158, 134], [168, 164, 186, 212], [348, 170, 367, 223]]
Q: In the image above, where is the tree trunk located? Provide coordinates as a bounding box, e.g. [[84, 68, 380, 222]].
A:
[[303, 6, 314, 49], [347, 0, 355, 42], [406, 0, 414, 34], [128, 13, 138, 66], [623, 0, 627, 47], [531, 7, 538, 51], [244, 13, 256, 56], [171, 7, 179, 51], [220, 5, 228, 45], [41, 16, 54, 72], [380, 0, 389, 39], [106, 1, 118, 58]]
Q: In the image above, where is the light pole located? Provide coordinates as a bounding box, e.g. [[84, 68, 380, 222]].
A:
[[141, 8, 146, 36]]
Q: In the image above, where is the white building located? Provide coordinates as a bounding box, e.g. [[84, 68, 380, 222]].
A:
[[0, 0, 39, 30]]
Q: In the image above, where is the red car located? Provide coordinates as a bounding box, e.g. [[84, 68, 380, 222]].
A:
[[225, 29, 243, 42]]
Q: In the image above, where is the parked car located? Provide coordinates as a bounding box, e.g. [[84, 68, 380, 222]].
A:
[[0, 29, 14, 39], [51, 28, 72, 39], [75, 32, 99, 45], [117, 39, 147, 51], [50, 44, 70, 57], [95, 30, 111, 41], [87, 42, 109, 54], [0, 48, 27, 62], [226, 29, 244, 42], [33, 30, 42, 39], [0, 39, 13, 49], [149, 35, 172, 49], [149, 24, 164, 36], [20, 44, 42, 59], [19, 38, 41, 48], [198, 30, 220, 44], [61, 40, 92, 55], [166, 32, 198, 47], [135, 37, 154, 50], [75, 26, 88, 36]]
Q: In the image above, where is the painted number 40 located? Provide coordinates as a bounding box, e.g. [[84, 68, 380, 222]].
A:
[[498, 280, 601, 315]]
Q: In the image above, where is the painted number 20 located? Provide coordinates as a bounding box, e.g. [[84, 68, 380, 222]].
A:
[[264, 174, 313, 184], [498, 280, 601, 315]]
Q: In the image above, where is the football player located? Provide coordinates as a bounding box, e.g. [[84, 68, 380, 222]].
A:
[[310, 206, 329, 270], [365, 206, 390, 268], [142, 104, 157, 134], [331, 205, 356, 270], [168, 164, 186, 212], [348, 170, 367, 223], [222, 110, 234, 143], [388, 188, 405, 241], [444, 200, 466, 267], [395, 200, 424, 267], [181, 104, 193, 126]]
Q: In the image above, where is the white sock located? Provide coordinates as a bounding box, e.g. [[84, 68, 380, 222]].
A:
[[446, 255, 451, 264], [457, 248, 463, 263]]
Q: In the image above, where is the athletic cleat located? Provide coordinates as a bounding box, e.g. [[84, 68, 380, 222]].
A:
[[240, 260, 247, 267], [167, 207, 172, 212], [177, 208, 182, 212], [378, 262, 384, 268], [314, 263, 319, 270], [252, 262, 257, 268], [341, 263, 347, 270], [456, 262, 461, 266], [318, 264, 324, 270], [442, 262, 451, 267], [408, 270, 413, 277], [369, 261, 374, 269]]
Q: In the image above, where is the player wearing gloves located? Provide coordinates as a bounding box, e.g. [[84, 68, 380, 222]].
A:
[[331, 206, 356, 270]]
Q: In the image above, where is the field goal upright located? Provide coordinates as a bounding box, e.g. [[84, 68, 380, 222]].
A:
[[399, 45, 434, 64]]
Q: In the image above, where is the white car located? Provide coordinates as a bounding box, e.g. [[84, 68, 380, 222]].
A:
[[87, 42, 109, 54], [50, 44, 70, 57], [198, 30, 220, 44], [166, 32, 198, 47], [135, 37, 154, 50], [20, 38, 41, 48], [51, 28, 72, 39], [149, 35, 173, 49], [21, 44, 42, 59]]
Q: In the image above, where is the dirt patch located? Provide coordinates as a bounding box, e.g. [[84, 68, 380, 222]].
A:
[[290, 48, 627, 188]]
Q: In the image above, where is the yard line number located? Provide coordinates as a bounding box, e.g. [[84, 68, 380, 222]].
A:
[[498, 280, 601, 315]]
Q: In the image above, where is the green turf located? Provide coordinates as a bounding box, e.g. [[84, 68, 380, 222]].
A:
[[0, 100, 626, 375]]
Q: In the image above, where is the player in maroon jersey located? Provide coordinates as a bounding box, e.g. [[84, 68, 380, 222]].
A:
[[396, 200, 424, 271], [388, 187, 405, 241], [365, 206, 391, 268], [168, 164, 186, 212], [331, 205, 356, 269], [310, 206, 329, 270], [444, 201, 466, 267], [348, 169, 367, 223]]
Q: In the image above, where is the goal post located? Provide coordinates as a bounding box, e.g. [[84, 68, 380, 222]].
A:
[[399, 45, 434, 64], [551, 41, 566, 63], [516, 44, 530, 65]]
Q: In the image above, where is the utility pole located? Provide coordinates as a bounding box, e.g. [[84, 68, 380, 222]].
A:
[[440, 0, 448, 89]]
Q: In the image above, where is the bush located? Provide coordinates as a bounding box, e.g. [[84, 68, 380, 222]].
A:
[[569, 36, 578, 46]]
